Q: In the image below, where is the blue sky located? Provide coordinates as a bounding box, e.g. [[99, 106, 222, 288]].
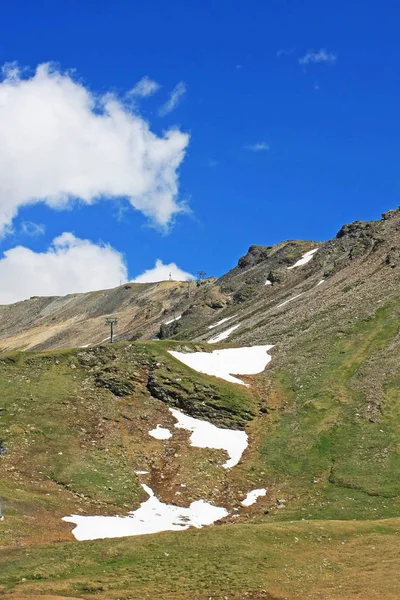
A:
[[0, 0, 399, 301]]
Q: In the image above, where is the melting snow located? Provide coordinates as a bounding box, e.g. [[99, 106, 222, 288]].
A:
[[241, 488, 267, 507], [208, 324, 240, 344], [168, 345, 273, 386], [164, 315, 182, 325], [169, 407, 248, 469], [265, 279, 272, 286], [208, 315, 236, 330], [63, 484, 228, 541], [149, 425, 172, 440], [287, 248, 318, 270], [277, 293, 304, 308]]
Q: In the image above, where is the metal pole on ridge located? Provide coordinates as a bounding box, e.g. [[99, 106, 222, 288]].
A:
[[105, 317, 118, 343]]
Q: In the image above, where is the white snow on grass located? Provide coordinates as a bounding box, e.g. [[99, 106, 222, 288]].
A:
[[164, 315, 182, 325], [277, 292, 304, 308], [287, 248, 318, 270], [149, 425, 172, 440], [135, 470, 149, 475], [265, 279, 272, 286], [241, 488, 267, 507], [168, 345, 273, 386], [208, 323, 240, 344], [62, 483, 228, 541], [208, 315, 236, 329], [169, 408, 248, 469]]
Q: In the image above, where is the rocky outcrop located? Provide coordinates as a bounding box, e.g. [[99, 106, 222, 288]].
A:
[[237, 245, 273, 269], [95, 366, 139, 397], [0, 441, 7, 456], [147, 370, 254, 428]]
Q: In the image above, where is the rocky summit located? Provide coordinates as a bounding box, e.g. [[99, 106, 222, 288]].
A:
[[1, 208, 400, 599]]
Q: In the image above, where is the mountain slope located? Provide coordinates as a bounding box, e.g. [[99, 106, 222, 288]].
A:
[[169, 207, 400, 349], [1, 208, 400, 599], [3, 207, 399, 358], [0, 280, 195, 351]]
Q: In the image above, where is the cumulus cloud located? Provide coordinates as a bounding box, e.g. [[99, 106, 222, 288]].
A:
[[0, 63, 189, 235], [159, 81, 187, 116], [128, 76, 160, 97], [245, 142, 270, 152], [132, 259, 193, 283], [299, 49, 337, 65], [0, 233, 127, 304], [20, 221, 46, 236]]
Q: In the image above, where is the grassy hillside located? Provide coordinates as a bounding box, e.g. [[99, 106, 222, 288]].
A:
[[249, 299, 400, 523], [1, 518, 399, 599], [1, 301, 400, 596], [0, 341, 256, 549]]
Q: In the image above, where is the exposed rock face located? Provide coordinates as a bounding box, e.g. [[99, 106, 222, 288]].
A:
[[95, 367, 138, 397], [220, 240, 315, 285], [382, 207, 400, 220], [237, 245, 273, 269], [147, 371, 253, 428]]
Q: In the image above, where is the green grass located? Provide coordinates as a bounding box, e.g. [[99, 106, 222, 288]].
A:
[[0, 349, 143, 505], [1, 517, 399, 599], [254, 301, 400, 520]]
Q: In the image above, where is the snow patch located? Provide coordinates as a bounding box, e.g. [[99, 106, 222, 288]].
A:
[[164, 315, 182, 325], [287, 248, 318, 270], [168, 345, 273, 386], [316, 279, 325, 286], [241, 488, 267, 507], [63, 483, 228, 541], [208, 324, 240, 344], [265, 279, 272, 286], [149, 425, 172, 440], [277, 293, 304, 308], [135, 470, 149, 475], [170, 407, 248, 469], [208, 315, 236, 330]]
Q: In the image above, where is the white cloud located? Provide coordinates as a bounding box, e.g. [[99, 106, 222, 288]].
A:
[[20, 221, 46, 236], [132, 259, 193, 283], [299, 49, 337, 65], [0, 63, 189, 235], [159, 82, 187, 116], [245, 142, 270, 152], [0, 233, 127, 304], [128, 76, 160, 97]]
